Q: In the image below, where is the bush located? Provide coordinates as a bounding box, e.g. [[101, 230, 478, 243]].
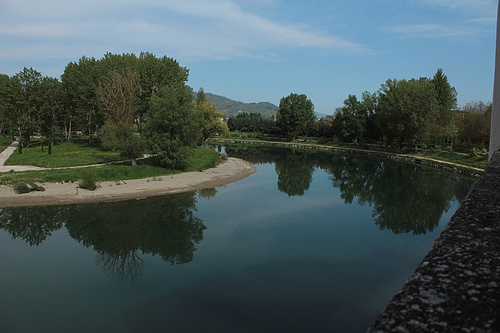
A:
[[470, 147, 488, 158], [78, 170, 99, 190], [13, 183, 32, 194]]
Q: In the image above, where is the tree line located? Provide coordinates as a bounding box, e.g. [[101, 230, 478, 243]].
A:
[[0, 52, 228, 168], [227, 69, 491, 151]]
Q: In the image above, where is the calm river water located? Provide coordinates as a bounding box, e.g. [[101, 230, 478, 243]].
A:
[[0, 146, 475, 332]]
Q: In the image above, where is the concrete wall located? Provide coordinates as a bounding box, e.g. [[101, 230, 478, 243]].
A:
[[368, 151, 500, 332]]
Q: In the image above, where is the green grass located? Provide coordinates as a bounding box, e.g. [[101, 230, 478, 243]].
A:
[[416, 150, 488, 169], [0, 146, 222, 186], [185, 146, 221, 171], [5, 137, 123, 167], [0, 135, 13, 151]]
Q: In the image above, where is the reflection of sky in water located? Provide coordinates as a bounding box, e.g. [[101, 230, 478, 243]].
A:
[[0, 152, 473, 332]]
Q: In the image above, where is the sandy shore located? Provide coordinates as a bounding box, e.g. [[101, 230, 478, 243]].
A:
[[0, 157, 256, 207]]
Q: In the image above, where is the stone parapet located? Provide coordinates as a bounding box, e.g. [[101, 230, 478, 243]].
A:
[[368, 151, 500, 332]]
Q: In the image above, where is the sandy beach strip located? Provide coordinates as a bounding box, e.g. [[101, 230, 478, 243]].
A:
[[0, 157, 256, 207]]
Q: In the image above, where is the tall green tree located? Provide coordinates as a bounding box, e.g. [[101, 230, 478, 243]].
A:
[[277, 93, 315, 140], [195, 87, 207, 105], [431, 68, 458, 146], [144, 84, 202, 170], [0, 74, 10, 135], [195, 88, 228, 143], [378, 78, 438, 148], [7, 68, 44, 153], [137, 52, 190, 133], [360, 91, 381, 142], [338, 94, 366, 143], [39, 77, 64, 154], [61, 56, 102, 142]]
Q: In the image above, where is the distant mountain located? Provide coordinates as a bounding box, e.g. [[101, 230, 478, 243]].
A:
[[315, 112, 331, 119], [195, 92, 332, 119], [202, 93, 278, 117]]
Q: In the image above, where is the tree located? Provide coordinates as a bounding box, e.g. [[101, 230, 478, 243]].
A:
[[97, 69, 140, 126], [361, 91, 381, 142], [378, 78, 438, 148], [144, 84, 202, 170], [431, 69, 458, 146], [457, 101, 491, 146], [339, 94, 366, 143], [61, 56, 102, 142], [7, 68, 44, 153], [0, 74, 10, 135], [137, 52, 190, 133], [276, 93, 315, 140], [195, 87, 207, 105], [100, 122, 144, 166], [97, 69, 143, 166], [195, 88, 228, 143], [39, 77, 64, 154]]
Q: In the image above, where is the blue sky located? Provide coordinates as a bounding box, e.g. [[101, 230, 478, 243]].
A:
[[0, 0, 497, 115]]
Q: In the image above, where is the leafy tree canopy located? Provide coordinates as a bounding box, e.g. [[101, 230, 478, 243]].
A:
[[277, 93, 315, 140], [144, 83, 202, 170]]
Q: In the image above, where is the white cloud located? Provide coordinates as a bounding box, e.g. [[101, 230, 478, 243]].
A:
[[0, 0, 366, 67], [383, 0, 496, 41]]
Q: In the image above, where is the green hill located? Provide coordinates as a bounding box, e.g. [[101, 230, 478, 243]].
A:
[[203, 93, 278, 117]]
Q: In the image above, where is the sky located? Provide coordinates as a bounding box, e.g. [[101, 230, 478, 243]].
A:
[[0, 0, 497, 115]]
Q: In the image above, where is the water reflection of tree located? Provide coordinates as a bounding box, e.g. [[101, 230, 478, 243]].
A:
[[0, 192, 206, 282], [198, 187, 218, 199], [275, 153, 314, 196], [225, 145, 316, 196], [224, 145, 283, 164], [324, 154, 459, 234], [226, 144, 474, 234], [0, 206, 68, 246], [65, 192, 206, 281]]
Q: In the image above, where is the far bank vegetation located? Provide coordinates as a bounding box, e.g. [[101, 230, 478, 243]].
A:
[[0, 52, 228, 172]]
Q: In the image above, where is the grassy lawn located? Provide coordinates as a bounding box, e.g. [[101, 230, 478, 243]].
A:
[[0, 134, 222, 185], [0, 162, 172, 185], [5, 137, 123, 167], [415, 150, 488, 169], [0, 136, 13, 151]]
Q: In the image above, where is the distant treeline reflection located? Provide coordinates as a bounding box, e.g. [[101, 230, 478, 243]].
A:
[[223, 144, 474, 235], [0, 192, 205, 281]]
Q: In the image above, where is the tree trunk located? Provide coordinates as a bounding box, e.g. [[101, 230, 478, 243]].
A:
[[131, 158, 137, 167], [68, 119, 72, 141], [17, 126, 23, 154], [48, 141, 52, 155], [88, 116, 92, 144]]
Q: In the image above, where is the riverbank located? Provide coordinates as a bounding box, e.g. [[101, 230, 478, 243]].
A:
[[0, 157, 256, 207], [210, 138, 484, 178]]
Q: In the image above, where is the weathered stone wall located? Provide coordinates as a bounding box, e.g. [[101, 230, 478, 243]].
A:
[[368, 151, 500, 332]]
